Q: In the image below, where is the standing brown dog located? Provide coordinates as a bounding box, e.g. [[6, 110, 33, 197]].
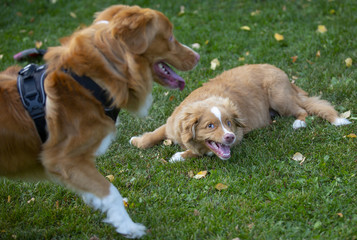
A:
[[0, 5, 199, 238], [130, 64, 351, 162]]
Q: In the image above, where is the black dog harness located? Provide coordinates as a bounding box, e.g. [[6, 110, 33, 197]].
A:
[[17, 64, 120, 143]]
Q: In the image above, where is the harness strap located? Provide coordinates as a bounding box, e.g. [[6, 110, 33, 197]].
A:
[[17, 64, 120, 143]]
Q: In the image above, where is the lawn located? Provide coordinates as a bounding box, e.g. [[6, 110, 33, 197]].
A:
[[0, 0, 356, 239]]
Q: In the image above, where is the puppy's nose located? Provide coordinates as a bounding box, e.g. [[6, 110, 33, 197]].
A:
[[223, 133, 235, 144]]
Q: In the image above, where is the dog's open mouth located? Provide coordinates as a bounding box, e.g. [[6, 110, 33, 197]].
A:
[[205, 140, 231, 160], [153, 62, 185, 91]]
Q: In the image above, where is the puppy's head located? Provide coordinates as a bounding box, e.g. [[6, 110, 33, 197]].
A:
[[180, 97, 245, 160], [95, 5, 200, 91]]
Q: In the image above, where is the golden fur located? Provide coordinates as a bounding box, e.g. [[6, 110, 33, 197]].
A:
[[0, 5, 199, 238], [131, 64, 351, 162]]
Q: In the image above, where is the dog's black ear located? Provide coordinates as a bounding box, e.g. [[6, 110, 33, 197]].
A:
[[181, 113, 199, 143], [110, 6, 156, 54]]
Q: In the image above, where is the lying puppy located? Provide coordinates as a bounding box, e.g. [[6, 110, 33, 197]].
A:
[[131, 64, 351, 162], [0, 5, 199, 238]]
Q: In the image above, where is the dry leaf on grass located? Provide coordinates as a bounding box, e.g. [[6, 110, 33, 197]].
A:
[[240, 26, 251, 31], [215, 183, 228, 191], [7, 195, 11, 203], [188, 170, 194, 178], [317, 25, 327, 33], [35, 41, 43, 49], [27, 197, 35, 203], [191, 43, 200, 49], [316, 50, 321, 58], [70, 12, 77, 18], [0, 54, 3, 60], [292, 152, 306, 165], [163, 139, 172, 146], [123, 198, 129, 207], [106, 174, 115, 182], [159, 158, 168, 164], [274, 33, 284, 41], [345, 57, 353, 67], [344, 133, 356, 138], [291, 56, 298, 63], [340, 110, 351, 119], [210, 58, 220, 70], [193, 209, 200, 216], [193, 170, 208, 179], [178, 6, 185, 16]]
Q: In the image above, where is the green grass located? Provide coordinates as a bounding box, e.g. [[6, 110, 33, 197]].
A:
[[1, 0, 356, 239]]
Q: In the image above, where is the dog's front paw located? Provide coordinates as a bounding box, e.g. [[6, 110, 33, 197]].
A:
[[293, 119, 307, 129], [169, 152, 186, 163], [116, 222, 147, 239]]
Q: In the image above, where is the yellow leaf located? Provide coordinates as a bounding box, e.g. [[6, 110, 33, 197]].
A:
[[178, 6, 185, 16], [7, 195, 11, 203], [240, 26, 251, 31], [123, 198, 129, 207], [274, 33, 284, 41], [193, 170, 208, 179], [345, 133, 356, 138], [210, 58, 220, 70], [337, 213, 343, 218], [345, 57, 352, 67], [205, 40, 209, 45], [163, 139, 172, 146], [292, 152, 306, 164], [316, 50, 321, 58], [106, 174, 115, 182], [250, 10, 261, 16], [238, 57, 245, 61], [0, 54, 3, 60], [70, 12, 77, 18], [35, 41, 43, 49], [317, 25, 327, 33], [215, 183, 228, 191], [329, 9, 336, 14], [340, 110, 351, 119]]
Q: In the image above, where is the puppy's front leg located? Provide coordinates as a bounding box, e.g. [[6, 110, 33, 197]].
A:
[[169, 150, 198, 163], [130, 124, 166, 149]]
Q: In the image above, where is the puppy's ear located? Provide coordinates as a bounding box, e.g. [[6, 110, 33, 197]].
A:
[[110, 7, 156, 54], [181, 113, 199, 143]]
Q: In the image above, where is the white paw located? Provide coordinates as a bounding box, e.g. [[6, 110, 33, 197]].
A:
[[116, 222, 147, 239], [129, 136, 139, 145], [293, 120, 307, 129], [332, 117, 352, 126], [169, 152, 185, 163]]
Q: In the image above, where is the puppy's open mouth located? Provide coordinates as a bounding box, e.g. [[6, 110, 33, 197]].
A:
[[153, 62, 185, 91], [205, 140, 231, 160]]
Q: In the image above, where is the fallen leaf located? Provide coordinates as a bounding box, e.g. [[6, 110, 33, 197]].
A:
[[163, 139, 172, 146], [292, 152, 306, 165], [345, 57, 352, 67], [205, 40, 209, 45], [344, 133, 356, 138], [210, 58, 220, 70], [329, 9, 336, 14], [55, 200, 59, 209], [317, 25, 327, 33], [291, 56, 298, 63], [178, 6, 185, 16], [70, 12, 77, 18], [274, 33, 284, 41], [245, 51, 250, 56], [188, 170, 194, 178], [193, 170, 208, 179], [27, 197, 35, 203], [0, 54, 3, 60], [169, 95, 175, 101], [7, 195, 11, 203], [191, 43, 200, 49], [340, 110, 351, 119], [106, 174, 115, 182], [16, 12, 23, 17], [238, 57, 245, 61], [250, 10, 261, 16], [193, 209, 200, 216], [123, 198, 129, 207], [35, 41, 43, 49], [50, 0, 57, 3], [215, 183, 228, 191], [316, 50, 321, 58], [337, 212, 343, 218], [159, 158, 168, 164], [164, 91, 169, 96], [240, 26, 251, 31]]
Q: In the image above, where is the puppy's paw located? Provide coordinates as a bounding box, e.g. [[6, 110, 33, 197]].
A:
[[332, 117, 351, 126], [116, 222, 147, 239], [169, 152, 186, 163], [129, 136, 139, 146], [293, 119, 307, 129]]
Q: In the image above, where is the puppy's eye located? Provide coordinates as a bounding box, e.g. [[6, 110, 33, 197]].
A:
[[207, 123, 215, 129], [227, 120, 232, 127], [169, 35, 174, 42]]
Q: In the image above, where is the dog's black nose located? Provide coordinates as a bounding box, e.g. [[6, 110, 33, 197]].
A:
[[223, 133, 235, 144]]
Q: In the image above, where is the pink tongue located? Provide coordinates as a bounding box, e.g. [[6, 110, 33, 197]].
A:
[[157, 62, 185, 90], [217, 143, 231, 158]]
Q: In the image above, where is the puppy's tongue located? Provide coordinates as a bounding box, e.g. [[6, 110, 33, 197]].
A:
[[206, 140, 231, 160], [154, 62, 185, 91]]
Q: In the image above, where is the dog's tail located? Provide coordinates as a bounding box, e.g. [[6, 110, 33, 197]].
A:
[[292, 84, 351, 126]]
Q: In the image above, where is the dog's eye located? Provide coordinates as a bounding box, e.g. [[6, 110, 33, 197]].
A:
[[207, 123, 215, 129], [227, 120, 232, 127], [169, 35, 174, 42]]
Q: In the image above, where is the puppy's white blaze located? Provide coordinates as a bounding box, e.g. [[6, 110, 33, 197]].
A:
[[210, 106, 232, 134], [293, 119, 307, 129], [135, 93, 153, 118], [96, 132, 116, 156], [169, 152, 186, 163], [95, 20, 109, 25], [332, 117, 351, 126], [82, 184, 146, 238]]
